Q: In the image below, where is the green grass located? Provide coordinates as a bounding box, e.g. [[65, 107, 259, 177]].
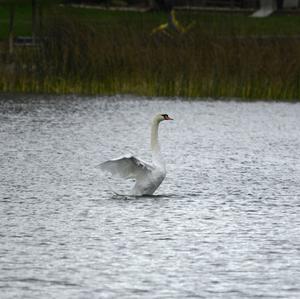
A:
[[53, 7, 300, 36], [0, 5, 32, 38], [2, 4, 300, 39], [1, 4, 300, 100]]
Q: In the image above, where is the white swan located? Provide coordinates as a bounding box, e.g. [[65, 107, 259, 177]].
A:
[[100, 114, 173, 196]]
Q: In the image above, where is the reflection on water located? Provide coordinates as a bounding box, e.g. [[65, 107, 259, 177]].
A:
[[0, 95, 300, 298]]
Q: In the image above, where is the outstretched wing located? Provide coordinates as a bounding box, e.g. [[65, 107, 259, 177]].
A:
[[99, 155, 154, 179]]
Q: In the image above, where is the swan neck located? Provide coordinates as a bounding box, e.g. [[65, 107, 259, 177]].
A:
[[151, 120, 164, 165]]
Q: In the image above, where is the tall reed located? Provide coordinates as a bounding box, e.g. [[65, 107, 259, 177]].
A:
[[1, 13, 300, 100]]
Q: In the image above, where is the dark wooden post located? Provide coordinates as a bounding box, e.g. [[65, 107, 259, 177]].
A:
[[38, 3, 43, 34], [8, 4, 15, 54], [32, 0, 37, 43]]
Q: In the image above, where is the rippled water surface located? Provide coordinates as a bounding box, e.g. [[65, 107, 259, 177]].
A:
[[1, 95, 300, 298]]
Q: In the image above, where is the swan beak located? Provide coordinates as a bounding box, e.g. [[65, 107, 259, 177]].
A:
[[166, 116, 173, 120]]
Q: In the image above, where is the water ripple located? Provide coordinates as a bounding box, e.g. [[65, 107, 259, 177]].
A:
[[0, 95, 300, 299]]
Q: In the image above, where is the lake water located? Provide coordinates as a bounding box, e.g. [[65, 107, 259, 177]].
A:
[[0, 95, 300, 299]]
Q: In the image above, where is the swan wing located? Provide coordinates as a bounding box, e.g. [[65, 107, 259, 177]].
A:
[[99, 155, 154, 179]]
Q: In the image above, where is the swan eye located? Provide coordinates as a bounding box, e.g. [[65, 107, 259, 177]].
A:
[[161, 114, 168, 119]]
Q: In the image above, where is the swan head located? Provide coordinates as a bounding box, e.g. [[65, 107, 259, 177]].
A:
[[154, 114, 173, 123]]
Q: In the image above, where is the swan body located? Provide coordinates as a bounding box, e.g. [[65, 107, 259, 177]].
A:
[[100, 114, 173, 196]]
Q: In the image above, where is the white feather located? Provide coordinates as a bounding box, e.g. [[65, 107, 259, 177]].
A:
[[99, 155, 154, 179], [99, 114, 172, 196]]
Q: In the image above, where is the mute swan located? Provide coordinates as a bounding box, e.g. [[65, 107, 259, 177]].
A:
[[100, 114, 173, 196]]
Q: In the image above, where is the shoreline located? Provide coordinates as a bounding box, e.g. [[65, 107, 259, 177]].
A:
[[0, 90, 299, 102]]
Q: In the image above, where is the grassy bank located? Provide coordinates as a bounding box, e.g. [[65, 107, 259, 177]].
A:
[[1, 6, 300, 100]]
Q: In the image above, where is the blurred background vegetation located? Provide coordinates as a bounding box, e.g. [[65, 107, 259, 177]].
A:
[[0, 0, 300, 99]]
